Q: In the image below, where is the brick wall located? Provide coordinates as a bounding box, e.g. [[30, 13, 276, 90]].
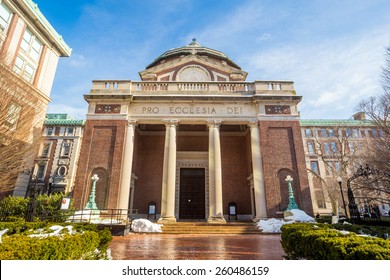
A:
[[259, 121, 313, 217], [73, 120, 127, 209]]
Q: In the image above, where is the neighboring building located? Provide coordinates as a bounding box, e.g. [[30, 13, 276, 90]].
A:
[[0, 0, 71, 197], [29, 114, 85, 196], [73, 39, 313, 221], [300, 114, 390, 217]]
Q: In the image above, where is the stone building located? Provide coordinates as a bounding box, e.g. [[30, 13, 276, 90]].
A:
[[29, 114, 85, 196], [301, 115, 390, 217], [0, 0, 71, 196], [73, 39, 313, 221]]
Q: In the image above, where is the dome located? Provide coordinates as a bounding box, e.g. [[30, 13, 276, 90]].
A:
[[145, 39, 242, 70]]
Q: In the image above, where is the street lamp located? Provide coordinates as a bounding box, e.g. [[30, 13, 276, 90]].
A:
[[285, 175, 299, 211], [337, 176, 348, 219]]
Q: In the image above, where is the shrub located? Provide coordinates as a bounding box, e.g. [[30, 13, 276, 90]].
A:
[[281, 223, 390, 260], [0, 222, 112, 260]]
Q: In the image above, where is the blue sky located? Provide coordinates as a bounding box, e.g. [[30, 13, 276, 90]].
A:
[[35, 0, 390, 120]]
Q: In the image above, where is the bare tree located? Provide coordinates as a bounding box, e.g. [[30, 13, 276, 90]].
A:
[[354, 45, 390, 206], [0, 55, 45, 197], [307, 127, 359, 216]]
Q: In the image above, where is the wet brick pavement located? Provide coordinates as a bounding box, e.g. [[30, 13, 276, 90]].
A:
[[109, 233, 285, 260]]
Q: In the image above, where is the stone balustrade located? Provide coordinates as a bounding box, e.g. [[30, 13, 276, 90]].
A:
[[89, 80, 295, 95]]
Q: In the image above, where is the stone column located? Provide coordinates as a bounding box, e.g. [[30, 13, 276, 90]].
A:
[[118, 120, 136, 218], [249, 121, 267, 220], [159, 120, 178, 223], [208, 121, 225, 223]]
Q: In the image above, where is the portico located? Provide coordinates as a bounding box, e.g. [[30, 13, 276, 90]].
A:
[[73, 40, 313, 221]]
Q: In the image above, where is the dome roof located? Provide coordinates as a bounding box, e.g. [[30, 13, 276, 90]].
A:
[[145, 39, 242, 70]]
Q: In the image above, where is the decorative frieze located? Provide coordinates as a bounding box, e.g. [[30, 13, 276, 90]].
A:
[[265, 105, 291, 115], [95, 104, 121, 114]]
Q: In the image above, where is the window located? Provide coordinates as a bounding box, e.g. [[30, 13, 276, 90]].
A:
[[320, 128, 327, 137], [323, 143, 330, 155], [0, 2, 12, 31], [348, 142, 355, 153], [328, 129, 334, 137], [47, 127, 54, 136], [307, 141, 315, 155], [36, 164, 45, 180], [330, 142, 337, 153], [20, 28, 42, 62], [352, 128, 360, 138], [13, 56, 35, 82], [335, 162, 341, 173], [304, 129, 312, 137], [67, 127, 74, 135], [5, 103, 21, 129], [325, 162, 333, 176], [41, 143, 50, 157], [61, 141, 71, 157], [310, 161, 319, 174]]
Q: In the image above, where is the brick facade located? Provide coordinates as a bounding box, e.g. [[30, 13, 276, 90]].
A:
[[259, 121, 313, 217], [73, 120, 127, 209]]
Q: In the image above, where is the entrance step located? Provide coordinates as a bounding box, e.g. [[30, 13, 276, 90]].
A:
[[161, 221, 262, 234]]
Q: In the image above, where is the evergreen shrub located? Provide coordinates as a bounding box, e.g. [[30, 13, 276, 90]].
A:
[[281, 223, 390, 260]]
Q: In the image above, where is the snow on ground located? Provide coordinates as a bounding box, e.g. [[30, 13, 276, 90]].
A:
[[29, 225, 75, 238], [285, 209, 315, 222], [257, 209, 315, 233], [131, 219, 163, 233]]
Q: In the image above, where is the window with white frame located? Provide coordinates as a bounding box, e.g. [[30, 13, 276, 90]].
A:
[[40, 142, 51, 157], [36, 164, 46, 180], [5, 103, 21, 129], [47, 127, 54, 136], [13, 28, 42, 82], [66, 127, 74, 136], [304, 129, 312, 137], [0, 2, 12, 32], [310, 161, 320, 174], [20, 28, 42, 62], [323, 143, 331, 155], [13, 55, 35, 82], [307, 141, 315, 155], [61, 141, 71, 157]]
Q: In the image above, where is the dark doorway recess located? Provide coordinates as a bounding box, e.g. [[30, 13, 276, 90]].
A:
[[179, 168, 205, 219]]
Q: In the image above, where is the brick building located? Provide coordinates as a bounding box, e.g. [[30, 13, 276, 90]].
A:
[[73, 39, 313, 221], [0, 0, 71, 196]]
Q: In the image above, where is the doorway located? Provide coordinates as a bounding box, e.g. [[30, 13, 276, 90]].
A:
[[179, 168, 206, 219]]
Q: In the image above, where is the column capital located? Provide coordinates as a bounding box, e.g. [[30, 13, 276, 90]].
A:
[[207, 120, 221, 129], [248, 120, 259, 128], [127, 119, 137, 127], [163, 119, 179, 128]]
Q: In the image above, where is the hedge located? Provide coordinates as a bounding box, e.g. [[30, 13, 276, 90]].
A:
[[281, 223, 390, 260], [0, 222, 112, 260]]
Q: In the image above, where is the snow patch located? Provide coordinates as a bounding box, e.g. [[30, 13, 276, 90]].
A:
[[257, 209, 315, 233], [285, 209, 315, 222], [131, 219, 163, 233]]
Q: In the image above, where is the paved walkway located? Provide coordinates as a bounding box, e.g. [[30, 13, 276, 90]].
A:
[[109, 233, 285, 260]]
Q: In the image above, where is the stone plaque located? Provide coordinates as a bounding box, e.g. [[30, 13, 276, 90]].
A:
[[265, 105, 291, 115], [95, 104, 121, 114]]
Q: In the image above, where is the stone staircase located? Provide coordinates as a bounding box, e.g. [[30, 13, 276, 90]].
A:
[[160, 221, 262, 234]]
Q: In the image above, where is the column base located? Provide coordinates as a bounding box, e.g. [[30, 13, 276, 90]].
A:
[[157, 216, 177, 223], [207, 216, 226, 223]]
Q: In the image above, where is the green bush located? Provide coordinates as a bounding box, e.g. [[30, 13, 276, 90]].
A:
[[0, 194, 74, 222], [0, 222, 112, 260], [281, 223, 390, 260]]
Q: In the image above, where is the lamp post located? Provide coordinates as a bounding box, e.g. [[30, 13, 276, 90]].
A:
[[337, 176, 348, 219], [286, 175, 299, 211], [85, 174, 99, 211]]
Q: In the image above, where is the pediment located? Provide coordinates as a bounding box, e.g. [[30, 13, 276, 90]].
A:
[[139, 55, 247, 82]]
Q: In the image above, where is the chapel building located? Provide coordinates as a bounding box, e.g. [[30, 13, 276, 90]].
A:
[[73, 39, 313, 222]]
